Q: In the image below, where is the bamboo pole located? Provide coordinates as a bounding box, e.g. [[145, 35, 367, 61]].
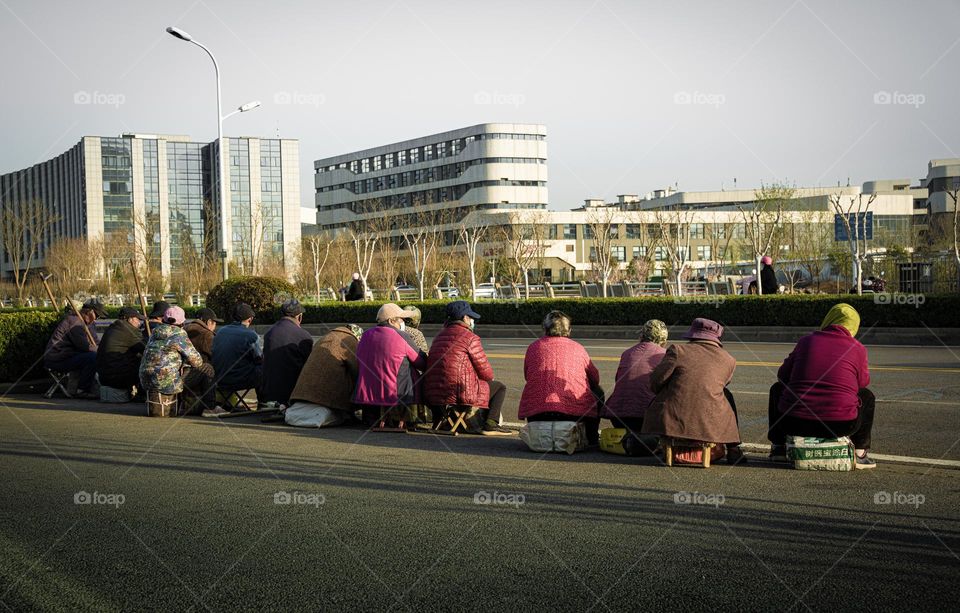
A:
[[129, 257, 151, 336], [67, 298, 98, 350], [39, 273, 60, 311]]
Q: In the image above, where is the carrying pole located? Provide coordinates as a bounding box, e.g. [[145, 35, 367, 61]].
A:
[[130, 257, 151, 336]]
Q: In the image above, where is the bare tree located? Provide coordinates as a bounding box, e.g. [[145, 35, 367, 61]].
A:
[[655, 208, 695, 295], [739, 183, 790, 294], [791, 211, 833, 292], [348, 199, 383, 301], [457, 217, 490, 298], [301, 232, 333, 302], [585, 206, 620, 297], [499, 211, 547, 299], [830, 192, 877, 295], [704, 222, 734, 280], [44, 237, 96, 299], [947, 186, 960, 292], [0, 198, 59, 305], [401, 210, 444, 300]]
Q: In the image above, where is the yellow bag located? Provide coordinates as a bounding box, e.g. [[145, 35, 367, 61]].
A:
[[600, 428, 628, 455]]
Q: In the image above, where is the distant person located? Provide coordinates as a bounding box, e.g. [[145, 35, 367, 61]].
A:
[[768, 303, 876, 469], [346, 273, 365, 301], [44, 300, 106, 398], [759, 256, 778, 294], [139, 306, 203, 406], [287, 324, 364, 426], [424, 301, 511, 435], [212, 303, 263, 395], [518, 311, 604, 445], [642, 318, 746, 464], [603, 319, 669, 433], [96, 307, 146, 394], [259, 300, 314, 407], [401, 305, 429, 354], [353, 303, 427, 427]]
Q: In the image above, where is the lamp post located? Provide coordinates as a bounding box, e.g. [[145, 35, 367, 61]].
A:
[[166, 26, 260, 282]]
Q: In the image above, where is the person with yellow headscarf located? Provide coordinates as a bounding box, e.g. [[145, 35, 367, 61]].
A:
[[767, 303, 876, 468]]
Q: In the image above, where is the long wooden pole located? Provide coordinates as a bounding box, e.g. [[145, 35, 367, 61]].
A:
[[67, 297, 98, 350], [129, 257, 151, 336], [39, 273, 60, 311]]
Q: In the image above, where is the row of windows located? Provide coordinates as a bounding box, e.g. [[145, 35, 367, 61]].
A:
[[316, 133, 545, 175], [323, 180, 548, 213], [317, 157, 545, 194]]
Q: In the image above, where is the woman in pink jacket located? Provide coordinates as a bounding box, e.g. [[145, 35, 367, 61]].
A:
[[518, 311, 603, 444], [603, 319, 669, 433]]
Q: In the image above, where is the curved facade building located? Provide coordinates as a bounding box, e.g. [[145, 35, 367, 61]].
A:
[[314, 123, 548, 232]]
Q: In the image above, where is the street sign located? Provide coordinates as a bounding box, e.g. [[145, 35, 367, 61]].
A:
[[834, 212, 873, 241]]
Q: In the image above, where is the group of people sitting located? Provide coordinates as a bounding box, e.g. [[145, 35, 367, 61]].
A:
[[42, 296, 877, 467]]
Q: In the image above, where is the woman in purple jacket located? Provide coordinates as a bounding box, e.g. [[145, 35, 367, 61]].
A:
[[603, 319, 668, 433], [768, 303, 876, 468]]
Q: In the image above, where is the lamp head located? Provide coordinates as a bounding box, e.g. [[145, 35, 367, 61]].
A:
[[165, 26, 193, 42]]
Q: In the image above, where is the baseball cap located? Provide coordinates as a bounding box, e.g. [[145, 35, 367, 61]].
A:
[[232, 303, 256, 322], [148, 300, 171, 318], [280, 299, 304, 317], [195, 307, 223, 323], [82, 300, 108, 318], [376, 303, 417, 323], [118, 306, 144, 320], [163, 306, 187, 326], [445, 300, 480, 321]]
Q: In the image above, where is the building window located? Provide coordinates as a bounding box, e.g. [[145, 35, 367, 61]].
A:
[[626, 223, 641, 239], [690, 223, 705, 239], [655, 247, 666, 261], [697, 245, 711, 260], [610, 225, 620, 239], [583, 225, 593, 239], [633, 246, 647, 259], [566, 244, 575, 252], [548, 225, 558, 240], [612, 245, 626, 262], [562, 224, 577, 239]]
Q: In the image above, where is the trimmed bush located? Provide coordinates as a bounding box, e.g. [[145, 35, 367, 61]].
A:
[[205, 276, 296, 323], [0, 310, 60, 382]]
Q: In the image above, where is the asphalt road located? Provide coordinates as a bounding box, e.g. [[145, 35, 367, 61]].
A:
[[1, 390, 959, 611]]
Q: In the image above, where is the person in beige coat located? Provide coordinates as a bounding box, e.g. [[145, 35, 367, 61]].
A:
[[641, 318, 746, 465], [285, 325, 363, 426]]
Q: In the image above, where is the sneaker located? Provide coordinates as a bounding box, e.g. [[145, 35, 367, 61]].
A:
[[855, 452, 877, 470], [725, 446, 748, 465], [202, 406, 230, 418], [769, 444, 788, 462], [481, 422, 514, 436]]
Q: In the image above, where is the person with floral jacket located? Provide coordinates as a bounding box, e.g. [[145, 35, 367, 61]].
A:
[[139, 306, 203, 395]]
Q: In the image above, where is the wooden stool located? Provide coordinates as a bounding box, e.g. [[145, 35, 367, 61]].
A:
[[661, 438, 717, 468], [218, 388, 255, 412], [372, 405, 407, 433], [432, 405, 473, 436]]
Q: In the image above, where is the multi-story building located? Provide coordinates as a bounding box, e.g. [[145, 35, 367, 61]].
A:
[[0, 133, 301, 283], [314, 123, 548, 233]]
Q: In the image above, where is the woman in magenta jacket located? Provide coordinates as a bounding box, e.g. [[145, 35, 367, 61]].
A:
[[518, 311, 603, 444], [603, 319, 669, 433], [768, 303, 876, 469]]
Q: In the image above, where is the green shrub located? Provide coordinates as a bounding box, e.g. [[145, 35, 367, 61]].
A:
[[0, 311, 60, 382], [205, 276, 296, 323]]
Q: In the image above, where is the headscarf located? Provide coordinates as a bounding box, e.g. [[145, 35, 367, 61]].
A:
[[345, 324, 363, 341], [820, 303, 860, 337], [639, 319, 668, 346], [402, 305, 422, 328]]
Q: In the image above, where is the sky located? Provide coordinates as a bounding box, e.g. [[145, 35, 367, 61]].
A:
[[1, 0, 957, 215]]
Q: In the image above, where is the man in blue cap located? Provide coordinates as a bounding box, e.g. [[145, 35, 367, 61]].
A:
[[423, 300, 512, 435]]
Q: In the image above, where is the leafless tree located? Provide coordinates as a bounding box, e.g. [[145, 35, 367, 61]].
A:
[[401, 210, 444, 300], [829, 192, 877, 295], [655, 208, 695, 295], [499, 211, 547, 299], [585, 206, 620, 297], [348, 199, 383, 301], [0, 198, 59, 305], [739, 183, 790, 294], [300, 232, 333, 302], [790, 211, 833, 292], [457, 217, 491, 297], [947, 186, 960, 292], [43, 237, 96, 299]]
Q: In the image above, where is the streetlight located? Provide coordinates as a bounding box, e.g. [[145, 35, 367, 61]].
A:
[[165, 26, 259, 281]]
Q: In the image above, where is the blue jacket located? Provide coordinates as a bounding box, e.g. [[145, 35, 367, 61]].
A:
[[212, 322, 262, 390]]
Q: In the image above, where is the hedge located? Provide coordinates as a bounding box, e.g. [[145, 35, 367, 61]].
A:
[[206, 276, 296, 322], [0, 310, 60, 382]]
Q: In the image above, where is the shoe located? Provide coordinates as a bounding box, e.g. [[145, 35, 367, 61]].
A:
[[855, 451, 876, 470], [481, 422, 514, 436], [75, 390, 98, 400], [725, 446, 748, 465], [202, 406, 230, 418], [769, 444, 788, 462]]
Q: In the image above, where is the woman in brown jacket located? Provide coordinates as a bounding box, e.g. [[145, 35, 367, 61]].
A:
[[286, 325, 363, 425], [641, 318, 746, 464]]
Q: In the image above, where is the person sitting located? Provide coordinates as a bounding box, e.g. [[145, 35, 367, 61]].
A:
[[211, 303, 263, 398], [518, 311, 604, 445], [401, 305, 429, 354], [96, 306, 146, 395], [180, 307, 222, 416], [139, 306, 203, 410], [44, 300, 106, 398], [144, 301, 171, 338], [259, 300, 314, 408], [603, 319, 669, 434], [642, 318, 746, 464], [424, 301, 511, 436], [353, 303, 427, 428], [184, 307, 222, 364], [286, 324, 364, 427], [768, 303, 876, 469], [345, 273, 365, 301]]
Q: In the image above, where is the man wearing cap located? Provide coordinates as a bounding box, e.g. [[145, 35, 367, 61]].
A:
[[185, 308, 222, 364], [96, 306, 147, 394], [139, 306, 204, 405], [641, 317, 746, 465], [144, 301, 171, 338], [44, 299, 106, 398], [259, 300, 314, 407], [424, 301, 512, 435], [180, 308, 222, 415], [212, 303, 263, 396], [353, 303, 427, 426]]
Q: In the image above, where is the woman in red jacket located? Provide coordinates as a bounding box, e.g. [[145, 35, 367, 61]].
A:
[[518, 311, 603, 445], [768, 303, 876, 469], [423, 301, 512, 435]]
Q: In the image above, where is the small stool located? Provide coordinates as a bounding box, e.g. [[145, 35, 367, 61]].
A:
[[661, 438, 717, 468], [372, 405, 407, 433], [146, 391, 179, 417], [218, 388, 255, 412], [432, 405, 473, 436], [44, 369, 71, 399]]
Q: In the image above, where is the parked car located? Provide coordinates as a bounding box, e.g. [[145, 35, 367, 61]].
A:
[[437, 285, 460, 298], [472, 283, 498, 299]]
